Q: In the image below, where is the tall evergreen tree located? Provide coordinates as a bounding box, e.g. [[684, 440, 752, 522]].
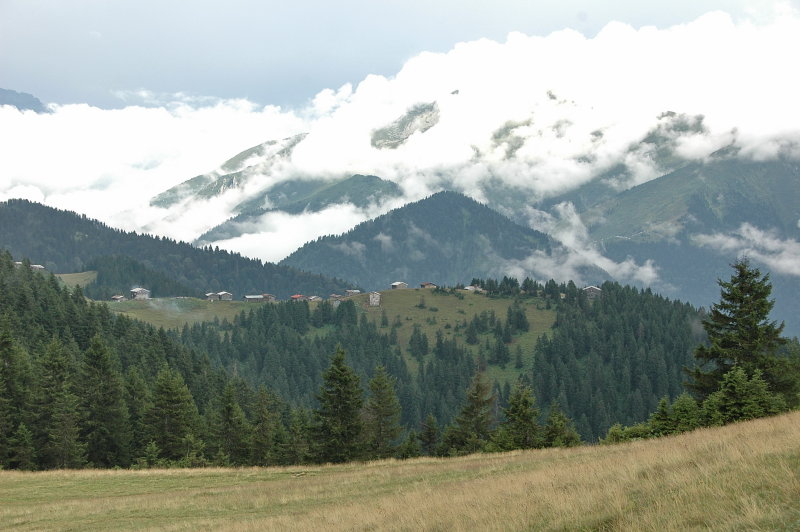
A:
[[686, 259, 790, 401], [312, 347, 364, 463], [494, 381, 541, 450], [78, 335, 131, 467], [143, 368, 198, 462], [211, 383, 252, 466], [363, 366, 402, 460], [419, 413, 440, 456], [47, 391, 86, 469], [543, 402, 581, 448], [441, 372, 495, 455]]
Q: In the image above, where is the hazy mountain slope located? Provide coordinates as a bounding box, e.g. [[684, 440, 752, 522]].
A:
[[575, 158, 800, 335], [0, 88, 49, 113], [198, 174, 403, 244], [280, 191, 605, 290], [584, 158, 800, 243], [150, 134, 307, 208], [0, 199, 353, 298]]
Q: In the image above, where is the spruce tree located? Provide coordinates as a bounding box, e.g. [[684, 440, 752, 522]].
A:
[[441, 372, 495, 454], [419, 413, 439, 456], [542, 402, 581, 448], [701, 367, 786, 425], [143, 368, 198, 462], [47, 391, 86, 469], [211, 383, 252, 466], [686, 259, 789, 401], [251, 386, 281, 466], [363, 366, 402, 460], [494, 381, 541, 450], [78, 335, 131, 467], [10, 423, 36, 470], [312, 347, 364, 463]]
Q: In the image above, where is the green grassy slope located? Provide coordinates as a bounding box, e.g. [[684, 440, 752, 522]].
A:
[[2, 411, 797, 530]]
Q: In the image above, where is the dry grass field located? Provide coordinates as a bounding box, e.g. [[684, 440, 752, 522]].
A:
[[2, 411, 798, 531]]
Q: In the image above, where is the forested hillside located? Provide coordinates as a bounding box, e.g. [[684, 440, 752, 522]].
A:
[[281, 191, 604, 290], [0, 199, 353, 298], [532, 283, 704, 439], [174, 278, 706, 441]]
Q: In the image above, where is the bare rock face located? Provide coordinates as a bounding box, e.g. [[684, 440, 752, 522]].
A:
[[371, 102, 440, 150]]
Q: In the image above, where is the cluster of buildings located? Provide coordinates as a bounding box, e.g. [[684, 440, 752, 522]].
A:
[[109, 280, 602, 306]]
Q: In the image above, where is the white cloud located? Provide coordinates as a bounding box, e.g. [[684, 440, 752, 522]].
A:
[[500, 202, 662, 286], [2, 4, 800, 274], [692, 223, 800, 276]]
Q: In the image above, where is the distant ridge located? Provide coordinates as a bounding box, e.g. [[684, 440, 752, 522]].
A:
[[0, 88, 49, 113], [281, 190, 606, 290], [0, 199, 354, 299]]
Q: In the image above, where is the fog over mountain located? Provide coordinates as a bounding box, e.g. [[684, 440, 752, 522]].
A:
[[1, 6, 799, 293]]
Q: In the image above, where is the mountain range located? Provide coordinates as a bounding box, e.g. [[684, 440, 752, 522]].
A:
[[280, 190, 609, 289]]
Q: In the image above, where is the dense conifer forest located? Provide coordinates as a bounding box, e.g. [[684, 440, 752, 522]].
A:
[[1, 248, 797, 470], [0, 199, 353, 299]]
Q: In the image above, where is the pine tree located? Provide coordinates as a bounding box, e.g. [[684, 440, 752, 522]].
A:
[[494, 381, 541, 450], [396, 430, 420, 459], [419, 413, 439, 456], [701, 367, 786, 425], [211, 383, 252, 466], [78, 335, 131, 467], [687, 259, 789, 401], [363, 366, 402, 460], [648, 397, 675, 437], [47, 391, 86, 469], [10, 423, 36, 470], [543, 402, 581, 448], [0, 326, 33, 467], [312, 347, 364, 463], [670, 393, 701, 433], [144, 368, 198, 462], [441, 372, 495, 454], [251, 387, 281, 466]]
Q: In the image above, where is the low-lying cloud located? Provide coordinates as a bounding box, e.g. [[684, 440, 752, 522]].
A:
[[2, 4, 800, 281], [693, 223, 800, 276]]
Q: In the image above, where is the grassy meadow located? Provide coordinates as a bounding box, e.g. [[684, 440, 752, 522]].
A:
[[108, 289, 556, 385], [350, 288, 555, 381], [109, 298, 250, 330], [2, 411, 799, 531], [54, 271, 98, 288]]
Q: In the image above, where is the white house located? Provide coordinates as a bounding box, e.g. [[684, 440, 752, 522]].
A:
[[369, 291, 381, 307], [130, 287, 150, 300], [391, 281, 408, 289]]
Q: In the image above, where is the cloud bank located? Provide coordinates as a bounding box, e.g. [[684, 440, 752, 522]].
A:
[[693, 224, 800, 276], [2, 4, 800, 277]]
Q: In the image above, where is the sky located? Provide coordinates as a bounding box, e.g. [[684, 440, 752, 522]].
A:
[[1, 0, 799, 285], [0, 0, 781, 110]]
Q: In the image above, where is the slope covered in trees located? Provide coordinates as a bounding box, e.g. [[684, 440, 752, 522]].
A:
[[281, 191, 605, 290], [0, 199, 353, 298]]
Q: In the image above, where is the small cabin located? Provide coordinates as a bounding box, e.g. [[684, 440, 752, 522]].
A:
[[308, 295, 322, 302], [420, 282, 437, 289], [206, 292, 220, 301], [111, 295, 126, 302], [243, 295, 265, 302], [345, 289, 361, 297], [583, 285, 603, 300], [130, 287, 150, 300], [290, 294, 308, 302], [391, 281, 408, 290], [369, 291, 381, 307]]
